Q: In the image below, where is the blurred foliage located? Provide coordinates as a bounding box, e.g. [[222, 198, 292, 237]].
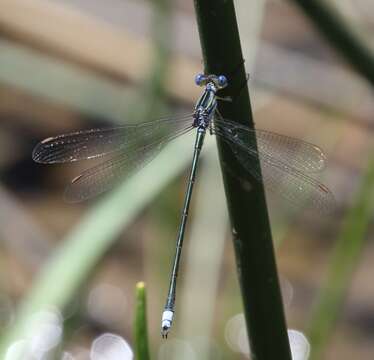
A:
[[288, 0, 374, 86]]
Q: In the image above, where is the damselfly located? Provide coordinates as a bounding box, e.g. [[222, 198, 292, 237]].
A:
[[32, 73, 334, 337]]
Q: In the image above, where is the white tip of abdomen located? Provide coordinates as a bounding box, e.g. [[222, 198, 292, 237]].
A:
[[161, 310, 174, 338]]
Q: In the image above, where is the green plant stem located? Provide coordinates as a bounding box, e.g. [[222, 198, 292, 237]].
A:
[[288, 0, 374, 87], [308, 154, 374, 360], [193, 1, 292, 359], [134, 282, 150, 360]]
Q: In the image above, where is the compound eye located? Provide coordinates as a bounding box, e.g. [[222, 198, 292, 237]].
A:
[[217, 75, 228, 88], [195, 73, 206, 86]]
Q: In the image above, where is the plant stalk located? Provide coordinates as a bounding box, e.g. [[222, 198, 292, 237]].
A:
[[134, 282, 151, 360], [193, 1, 292, 359]]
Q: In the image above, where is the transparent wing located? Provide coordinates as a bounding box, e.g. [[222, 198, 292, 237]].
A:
[[32, 113, 193, 164], [64, 125, 194, 202], [214, 118, 326, 173], [213, 120, 334, 213]]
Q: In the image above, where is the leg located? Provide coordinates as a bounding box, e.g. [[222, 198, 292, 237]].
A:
[[235, 73, 250, 98], [225, 59, 250, 103]]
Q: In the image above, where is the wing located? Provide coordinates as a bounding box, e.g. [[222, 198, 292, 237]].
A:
[[32, 113, 193, 164], [214, 118, 326, 173], [64, 125, 194, 202], [213, 119, 334, 214]]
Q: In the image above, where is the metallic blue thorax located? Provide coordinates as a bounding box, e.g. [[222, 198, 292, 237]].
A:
[[192, 83, 217, 130]]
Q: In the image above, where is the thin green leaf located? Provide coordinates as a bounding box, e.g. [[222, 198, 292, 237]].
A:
[[134, 282, 150, 360], [308, 154, 374, 360]]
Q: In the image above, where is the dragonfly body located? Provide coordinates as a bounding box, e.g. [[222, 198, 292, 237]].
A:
[[162, 73, 228, 337], [32, 72, 334, 338]]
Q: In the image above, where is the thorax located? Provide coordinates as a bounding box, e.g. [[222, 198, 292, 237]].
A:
[[193, 83, 217, 129]]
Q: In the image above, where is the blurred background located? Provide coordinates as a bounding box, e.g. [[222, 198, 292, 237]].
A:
[[0, 0, 374, 359]]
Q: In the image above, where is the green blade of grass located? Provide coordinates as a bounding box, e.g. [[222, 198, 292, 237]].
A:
[[308, 154, 374, 360], [193, 1, 292, 359], [134, 282, 150, 360]]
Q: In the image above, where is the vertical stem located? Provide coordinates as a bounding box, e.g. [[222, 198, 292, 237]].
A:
[[134, 282, 150, 360], [193, 1, 292, 359]]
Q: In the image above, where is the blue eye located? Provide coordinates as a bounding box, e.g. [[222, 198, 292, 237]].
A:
[[195, 73, 206, 86], [217, 75, 228, 88]]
